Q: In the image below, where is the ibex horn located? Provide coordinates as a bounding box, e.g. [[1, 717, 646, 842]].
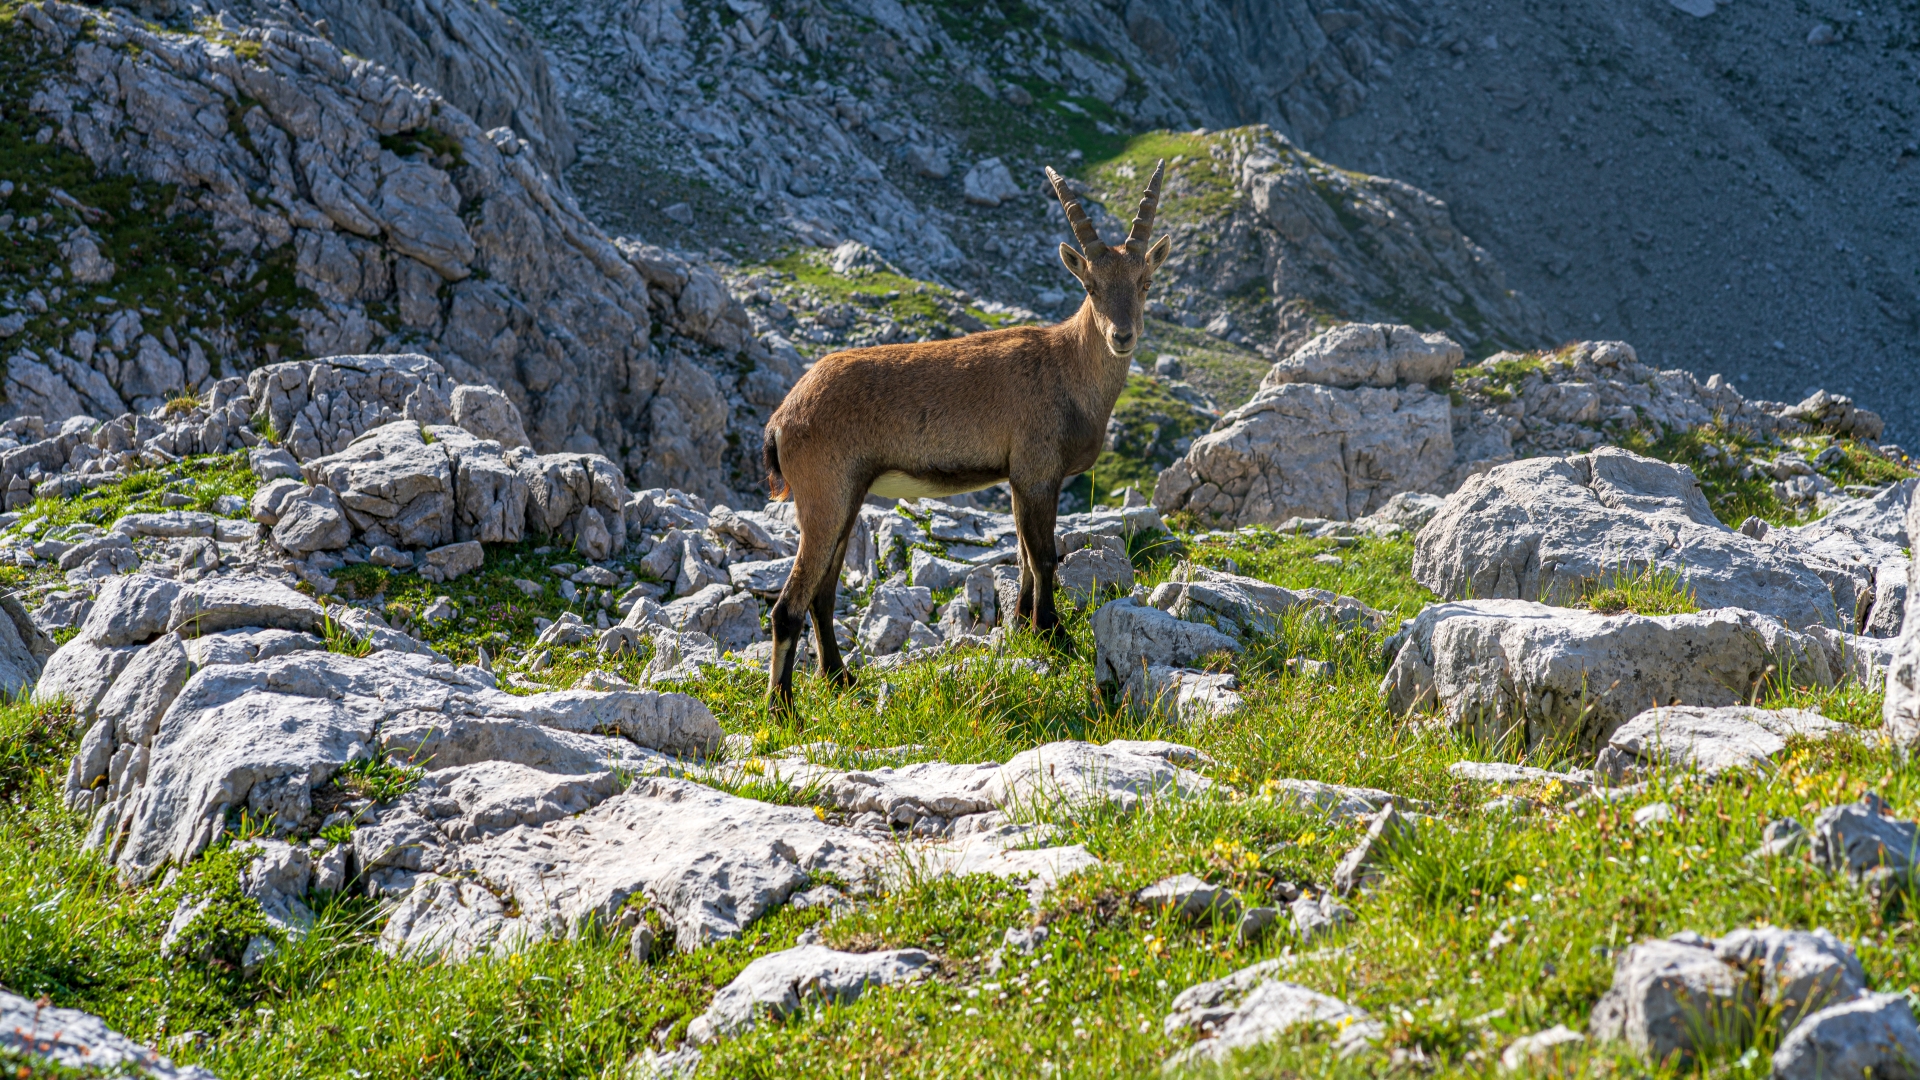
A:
[[1126, 159, 1167, 247], [1045, 166, 1106, 255]]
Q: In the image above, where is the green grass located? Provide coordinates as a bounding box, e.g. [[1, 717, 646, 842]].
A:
[[1066, 375, 1216, 507], [1575, 563, 1701, 617], [0, 442, 1916, 1079]]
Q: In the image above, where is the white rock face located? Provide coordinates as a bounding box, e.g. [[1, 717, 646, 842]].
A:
[[685, 944, 933, 1044], [1152, 381, 1455, 526], [1589, 936, 1755, 1062], [1413, 447, 1864, 630], [985, 739, 1213, 814], [1091, 597, 1240, 705], [1383, 599, 1878, 751], [1261, 322, 1463, 389], [1881, 493, 1920, 746], [1163, 963, 1382, 1067], [1595, 706, 1851, 782], [1772, 993, 1920, 1080], [0, 987, 217, 1078]]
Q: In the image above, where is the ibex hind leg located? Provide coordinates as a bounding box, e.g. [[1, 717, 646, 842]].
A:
[[768, 488, 863, 710], [812, 516, 859, 689]]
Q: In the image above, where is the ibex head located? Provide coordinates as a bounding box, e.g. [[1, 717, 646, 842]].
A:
[[1046, 160, 1172, 362]]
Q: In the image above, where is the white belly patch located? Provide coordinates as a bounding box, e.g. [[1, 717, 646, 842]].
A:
[[869, 470, 999, 500]]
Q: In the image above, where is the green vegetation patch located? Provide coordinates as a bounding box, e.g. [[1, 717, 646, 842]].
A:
[[1576, 562, 1701, 617], [1065, 375, 1214, 508]]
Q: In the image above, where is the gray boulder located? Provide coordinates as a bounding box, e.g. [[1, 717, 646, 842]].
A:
[[1713, 926, 1865, 1029], [1589, 935, 1755, 1064], [685, 944, 932, 1044], [271, 485, 353, 555], [1810, 792, 1920, 881], [1091, 597, 1240, 706], [660, 584, 762, 653], [250, 355, 452, 464], [1413, 447, 1862, 630], [1057, 545, 1134, 607], [304, 421, 454, 549], [380, 776, 885, 960], [1383, 599, 1880, 752], [1153, 381, 1454, 526], [1261, 322, 1462, 390], [0, 987, 217, 1078], [1148, 563, 1386, 638], [1164, 964, 1381, 1068], [450, 383, 531, 449], [1594, 706, 1852, 783], [984, 739, 1212, 815], [1880, 492, 1920, 746], [1772, 993, 1920, 1080], [1138, 873, 1242, 923]]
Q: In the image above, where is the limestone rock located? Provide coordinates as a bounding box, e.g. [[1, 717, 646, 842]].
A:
[[1383, 599, 1873, 751], [250, 356, 452, 464], [1148, 563, 1385, 637], [1057, 545, 1134, 607], [1712, 926, 1865, 1029], [1141, 665, 1244, 721], [685, 944, 932, 1044], [1164, 966, 1382, 1068], [1589, 936, 1755, 1063], [1092, 597, 1240, 706], [271, 485, 353, 555], [451, 383, 531, 449], [0, 987, 217, 1078], [1331, 803, 1412, 895], [1413, 447, 1860, 629], [380, 776, 885, 960], [1772, 992, 1920, 1080], [1809, 792, 1920, 880], [961, 156, 1021, 206], [1152, 381, 1454, 526], [1137, 873, 1241, 923], [985, 739, 1212, 814], [1261, 322, 1462, 390], [1500, 1026, 1585, 1072], [1879, 492, 1920, 746], [660, 584, 762, 653], [1594, 706, 1851, 783]]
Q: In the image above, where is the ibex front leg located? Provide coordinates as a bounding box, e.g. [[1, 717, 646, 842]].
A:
[[1010, 474, 1064, 638]]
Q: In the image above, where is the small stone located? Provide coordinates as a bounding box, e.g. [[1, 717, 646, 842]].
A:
[[420, 597, 456, 625], [1137, 873, 1242, 923], [368, 545, 412, 568], [1500, 1025, 1584, 1072]]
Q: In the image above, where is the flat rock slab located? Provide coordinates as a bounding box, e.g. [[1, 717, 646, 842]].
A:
[[0, 987, 217, 1078], [1414, 447, 1858, 630], [1265, 777, 1401, 820], [986, 740, 1214, 814], [1148, 563, 1387, 638], [79, 648, 719, 883], [380, 776, 886, 960], [1597, 706, 1851, 782], [1447, 761, 1587, 789], [1384, 599, 1878, 752], [686, 944, 933, 1045]]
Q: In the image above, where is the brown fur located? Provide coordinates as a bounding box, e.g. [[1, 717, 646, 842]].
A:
[[763, 162, 1172, 710]]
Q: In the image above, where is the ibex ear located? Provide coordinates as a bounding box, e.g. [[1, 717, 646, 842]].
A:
[[1145, 234, 1171, 271], [1059, 243, 1092, 287]]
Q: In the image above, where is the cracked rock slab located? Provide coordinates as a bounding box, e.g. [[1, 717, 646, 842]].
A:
[[1164, 966, 1381, 1068], [1595, 706, 1852, 783]]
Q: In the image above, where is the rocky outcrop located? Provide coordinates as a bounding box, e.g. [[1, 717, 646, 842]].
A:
[[11, 3, 800, 507], [1413, 447, 1875, 631], [213, 0, 577, 174], [1382, 599, 1888, 751], [1152, 323, 1508, 526]]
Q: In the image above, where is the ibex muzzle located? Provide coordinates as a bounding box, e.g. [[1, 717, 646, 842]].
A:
[[762, 160, 1171, 710]]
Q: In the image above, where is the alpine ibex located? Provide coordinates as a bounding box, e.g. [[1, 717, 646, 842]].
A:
[[761, 161, 1171, 709]]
